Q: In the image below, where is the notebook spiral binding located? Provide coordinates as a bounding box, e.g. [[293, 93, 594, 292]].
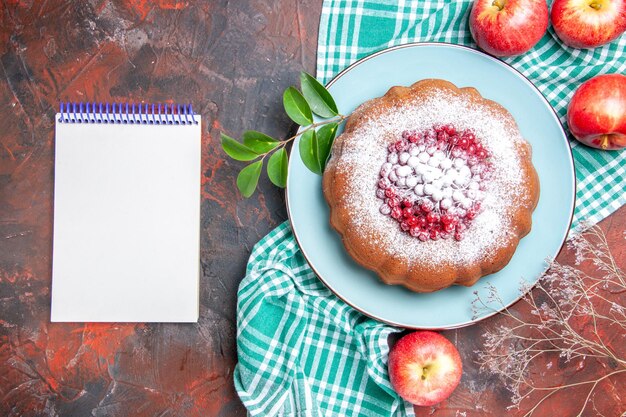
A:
[[58, 102, 199, 125]]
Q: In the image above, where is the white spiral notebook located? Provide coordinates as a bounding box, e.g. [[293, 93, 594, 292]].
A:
[[51, 102, 201, 322]]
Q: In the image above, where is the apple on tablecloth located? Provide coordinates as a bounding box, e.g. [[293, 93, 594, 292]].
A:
[[470, 0, 549, 57], [551, 0, 626, 49], [568, 74, 626, 150], [388, 331, 463, 406]]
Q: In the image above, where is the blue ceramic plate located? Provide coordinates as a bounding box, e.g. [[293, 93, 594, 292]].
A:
[[286, 43, 575, 329]]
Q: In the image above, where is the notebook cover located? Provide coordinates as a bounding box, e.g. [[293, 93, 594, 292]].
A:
[[51, 104, 201, 322]]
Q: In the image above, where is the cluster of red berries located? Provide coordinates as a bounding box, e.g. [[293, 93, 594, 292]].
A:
[[384, 188, 479, 241], [395, 124, 490, 162], [377, 124, 492, 242]]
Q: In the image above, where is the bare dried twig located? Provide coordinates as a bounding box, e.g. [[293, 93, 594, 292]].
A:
[[473, 224, 626, 416]]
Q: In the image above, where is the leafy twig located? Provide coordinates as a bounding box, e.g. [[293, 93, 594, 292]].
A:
[[221, 72, 347, 197]]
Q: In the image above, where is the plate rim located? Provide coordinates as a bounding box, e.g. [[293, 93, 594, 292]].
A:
[[286, 41, 576, 330]]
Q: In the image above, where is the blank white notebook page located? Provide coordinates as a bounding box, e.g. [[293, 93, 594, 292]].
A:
[[51, 116, 201, 322]]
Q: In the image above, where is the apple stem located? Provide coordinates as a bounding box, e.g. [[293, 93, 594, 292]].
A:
[[600, 135, 610, 150], [491, 0, 506, 10], [589, 1, 602, 10]]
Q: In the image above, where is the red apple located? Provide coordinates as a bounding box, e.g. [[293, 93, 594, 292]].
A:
[[551, 0, 626, 49], [470, 0, 549, 56], [567, 74, 626, 150], [388, 331, 462, 406]]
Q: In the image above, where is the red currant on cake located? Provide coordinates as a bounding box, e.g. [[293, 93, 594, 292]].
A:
[[375, 124, 492, 242]]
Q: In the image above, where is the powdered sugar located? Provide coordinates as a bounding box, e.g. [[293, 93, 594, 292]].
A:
[[331, 91, 527, 267]]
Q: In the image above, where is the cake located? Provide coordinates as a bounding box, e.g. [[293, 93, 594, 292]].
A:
[[322, 79, 539, 293]]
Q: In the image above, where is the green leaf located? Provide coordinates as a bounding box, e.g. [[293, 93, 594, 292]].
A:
[[236, 160, 263, 198], [316, 122, 338, 171], [221, 133, 259, 161], [283, 87, 313, 126], [300, 72, 338, 118], [242, 130, 279, 154], [267, 148, 288, 188], [299, 129, 321, 175]]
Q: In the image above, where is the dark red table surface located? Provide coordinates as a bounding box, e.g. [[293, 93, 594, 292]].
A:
[[1, 2, 624, 416]]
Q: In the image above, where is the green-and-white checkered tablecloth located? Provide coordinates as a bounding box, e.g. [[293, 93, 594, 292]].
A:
[[234, 223, 411, 416], [234, 2, 625, 416]]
